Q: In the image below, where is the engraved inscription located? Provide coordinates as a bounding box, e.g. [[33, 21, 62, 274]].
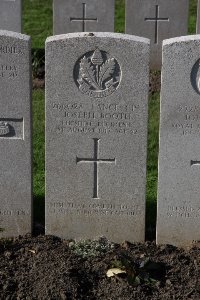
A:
[[0, 45, 24, 55], [74, 49, 121, 98], [0, 210, 30, 216], [0, 118, 23, 139], [76, 138, 116, 199], [53, 102, 139, 136], [172, 105, 200, 136], [48, 202, 142, 217], [70, 3, 98, 32], [167, 205, 200, 218], [0, 64, 18, 78], [144, 5, 169, 44]]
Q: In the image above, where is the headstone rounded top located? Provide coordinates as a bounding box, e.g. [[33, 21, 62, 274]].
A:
[[0, 30, 30, 41], [46, 32, 150, 45], [163, 35, 200, 47]]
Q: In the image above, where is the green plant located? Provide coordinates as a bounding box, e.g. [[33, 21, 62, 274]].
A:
[[69, 237, 115, 258], [32, 50, 45, 79]]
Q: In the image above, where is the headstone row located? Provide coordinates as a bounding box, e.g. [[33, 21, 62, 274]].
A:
[[0, 0, 192, 70], [53, 0, 190, 69], [1, 30, 200, 248]]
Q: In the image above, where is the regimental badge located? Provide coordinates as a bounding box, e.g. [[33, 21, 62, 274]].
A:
[[74, 48, 121, 98], [0, 121, 9, 136], [191, 58, 200, 95]]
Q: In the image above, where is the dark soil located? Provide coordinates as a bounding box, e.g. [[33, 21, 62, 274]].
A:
[[0, 235, 199, 300], [149, 71, 161, 93]]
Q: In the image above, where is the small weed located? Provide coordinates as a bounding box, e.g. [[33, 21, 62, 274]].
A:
[[69, 237, 115, 258]]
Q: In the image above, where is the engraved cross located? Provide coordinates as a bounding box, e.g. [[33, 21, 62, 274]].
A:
[[191, 160, 200, 167], [144, 5, 169, 44], [76, 138, 116, 199], [70, 3, 98, 32]]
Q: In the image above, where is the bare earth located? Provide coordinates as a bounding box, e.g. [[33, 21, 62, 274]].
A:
[[0, 235, 199, 300]]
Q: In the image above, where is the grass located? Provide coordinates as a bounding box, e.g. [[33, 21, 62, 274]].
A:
[[28, 0, 197, 235], [23, 0, 52, 49], [23, 0, 197, 48]]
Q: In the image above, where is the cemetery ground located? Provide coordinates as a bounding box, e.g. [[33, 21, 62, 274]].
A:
[[0, 0, 199, 299]]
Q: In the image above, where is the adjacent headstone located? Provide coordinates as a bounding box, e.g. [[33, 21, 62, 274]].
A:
[[125, 0, 189, 69], [46, 32, 150, 243], [0, 0, 22, 33], [157, 35, 200, 247], [53, 0, 115, 35], [0, 31, 32, 237]]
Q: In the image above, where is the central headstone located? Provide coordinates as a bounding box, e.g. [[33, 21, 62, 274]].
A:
[[0, 0, 22, 33], [53, 0, 115, 35], [46, 32, 150, 243], [125, 0, 189, 69], [0, 30, 32, 237]]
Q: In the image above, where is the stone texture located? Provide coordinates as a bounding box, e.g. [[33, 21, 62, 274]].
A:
[[53, 0, 114, 35], [125, 0, 189, 70], [0, 30, 32, 237], [0, 0, 22, 33], [157, 35, 200, 247], [46, 32, 150, 243]]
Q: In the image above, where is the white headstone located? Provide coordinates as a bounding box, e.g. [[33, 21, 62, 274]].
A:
[[0, 30, 32, 237], [53, 0, 115, 35], [125, 0, 189, 70], [46, 32, 150, 243], [157, 35, 200, 247], [0, 0, 22, 33]]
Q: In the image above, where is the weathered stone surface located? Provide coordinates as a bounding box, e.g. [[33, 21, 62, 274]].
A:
[[157, 35, 200, 247], [53, 0, 115, 35], [125, 0, 189, 70], [0, 31, 32, 237], [0, 0, 22, 33], [46, 32, 150, 243]]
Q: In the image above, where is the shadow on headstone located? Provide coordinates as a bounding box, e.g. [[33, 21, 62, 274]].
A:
[[145, 200, 157, 241], [33, 196, 45, 235]]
